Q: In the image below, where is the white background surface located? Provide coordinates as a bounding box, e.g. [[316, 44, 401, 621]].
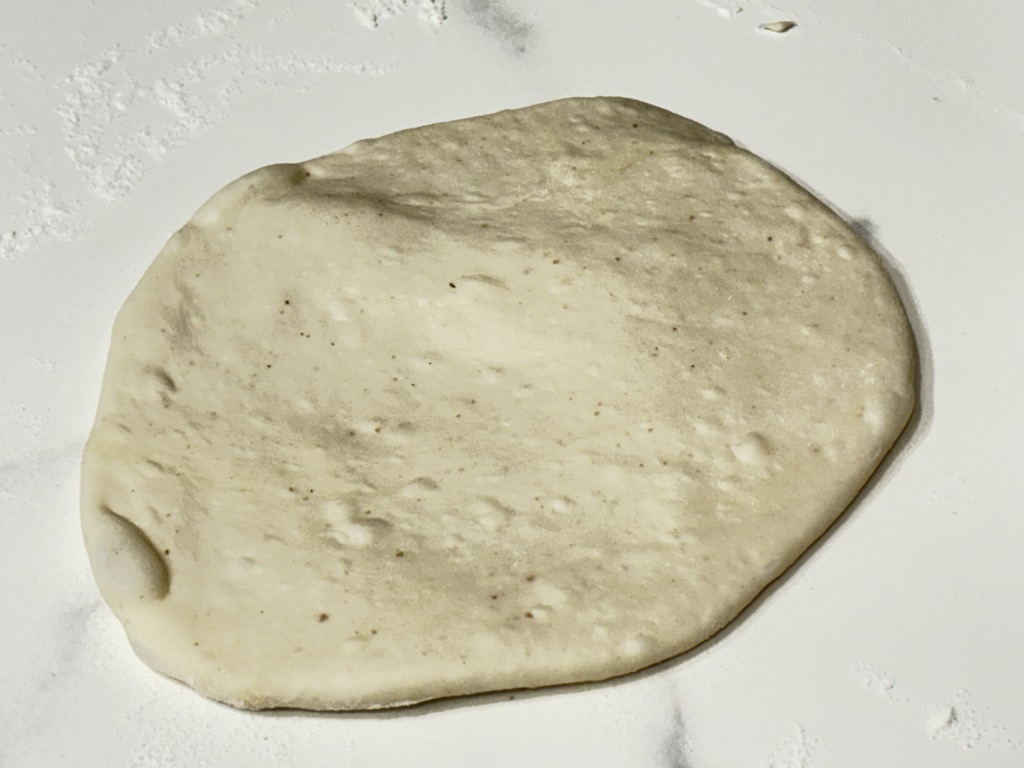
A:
[[2, 1, 1022, 765]]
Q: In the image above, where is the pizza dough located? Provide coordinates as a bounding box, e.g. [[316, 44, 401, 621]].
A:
[[81, 97, 915, 710]]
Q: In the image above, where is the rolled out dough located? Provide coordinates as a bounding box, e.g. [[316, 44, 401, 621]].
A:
[[81, 97, 915, 710]]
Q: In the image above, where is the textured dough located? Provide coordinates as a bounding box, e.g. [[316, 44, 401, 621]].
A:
[[81, 97, 915, 710]]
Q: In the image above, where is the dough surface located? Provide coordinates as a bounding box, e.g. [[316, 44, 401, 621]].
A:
[[81, 97, 915, 710]]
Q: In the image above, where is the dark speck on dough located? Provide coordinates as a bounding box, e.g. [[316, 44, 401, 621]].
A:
[[149, 366, 178, 394], [318, 613, 329, 623]]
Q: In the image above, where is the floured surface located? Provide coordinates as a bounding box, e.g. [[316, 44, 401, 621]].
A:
[[80, 97, 914, 710]]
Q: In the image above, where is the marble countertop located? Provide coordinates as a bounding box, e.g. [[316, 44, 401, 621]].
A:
[[2, 1, 1022, 765]]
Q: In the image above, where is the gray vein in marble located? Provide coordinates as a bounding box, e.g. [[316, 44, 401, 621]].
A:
[[460, 0, 535, 54]]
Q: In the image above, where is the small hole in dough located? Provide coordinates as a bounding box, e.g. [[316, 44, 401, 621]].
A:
[[90, 506, 170, 602]]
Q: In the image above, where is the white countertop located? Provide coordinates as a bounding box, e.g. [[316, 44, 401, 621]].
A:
[[2, 1, 1022, 765]]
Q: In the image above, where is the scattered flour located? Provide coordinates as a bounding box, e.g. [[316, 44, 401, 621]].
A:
[[1, 52, 86, 260], [57, 44, 149, 204], [350, 0, 447, 29], [149, 0, 261, 48], [694, 0, 748, 18], [0, 401, 51, 453], [1, 0, 392, 261], [852, 662, 1021, 754], [765, 726, 815, 768], [853, 660, 899, 700], [0, 179, 84, 261], [927, 689, 1020, 752]]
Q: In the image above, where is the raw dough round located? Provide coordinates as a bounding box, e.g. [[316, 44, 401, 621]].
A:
[[81, 97, 915, 710]]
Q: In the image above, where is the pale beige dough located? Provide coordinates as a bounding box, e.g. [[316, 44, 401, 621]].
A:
[[81, 97, 915, 710]]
